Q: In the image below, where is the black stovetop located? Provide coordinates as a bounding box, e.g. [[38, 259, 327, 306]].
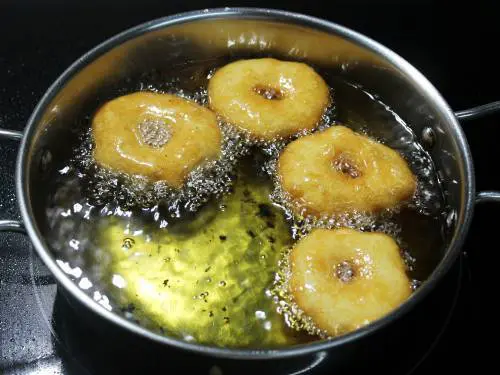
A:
[[1, 1, 499, 374]]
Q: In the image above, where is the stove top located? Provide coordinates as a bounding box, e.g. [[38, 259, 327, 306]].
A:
[[1, 1, 499, 374]]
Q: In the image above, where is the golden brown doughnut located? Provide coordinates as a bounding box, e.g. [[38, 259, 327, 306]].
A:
[[92, 92, 222, 188], [277, 125, 417, 217], [208, 58, 330, 141], [289, 228, 411, 336]]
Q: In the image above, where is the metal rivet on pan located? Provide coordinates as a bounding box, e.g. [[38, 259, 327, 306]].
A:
[[421, 127, 436, 148], [446, 209, 456, 229], [40, 148, 52, 173]]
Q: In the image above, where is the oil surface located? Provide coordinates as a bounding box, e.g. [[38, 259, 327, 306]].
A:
[[44, 56, 447, 348], [92, 161, 314, 347]]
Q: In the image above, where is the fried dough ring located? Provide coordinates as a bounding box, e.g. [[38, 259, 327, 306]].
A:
[[277, 125, 417, 216], [92, 92, 222, 188], [208, 58, 330, 141], [289, 228, 411, 336]]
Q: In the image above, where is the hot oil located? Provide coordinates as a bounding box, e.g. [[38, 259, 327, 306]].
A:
[[43, 56, 447, 348], [91, 157, 315, 347]]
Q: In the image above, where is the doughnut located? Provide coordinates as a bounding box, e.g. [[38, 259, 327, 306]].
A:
[[91, 91, 222, 188], [277, 125, 417, 217], [289, 228, 411, 336], [208, 58, 330, 141]]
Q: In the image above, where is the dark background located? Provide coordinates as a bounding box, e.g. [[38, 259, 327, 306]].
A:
[[1, 0, 499, 373]]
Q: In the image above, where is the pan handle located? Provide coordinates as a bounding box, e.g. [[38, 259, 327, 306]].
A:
[[475, 191, 500, 204], [455, 101, 500, 122], [455, 101, 500, 204], [0, 128, 25, 233], [0, 129, 24, 141], [0, 220, 25, 232]]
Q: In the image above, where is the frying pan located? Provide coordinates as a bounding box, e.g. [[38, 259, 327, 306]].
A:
[[1, 7, 499, 373]]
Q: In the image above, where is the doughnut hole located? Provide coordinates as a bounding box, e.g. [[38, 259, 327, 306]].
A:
[[253, 85, 284, 100], [332, 153, 362, 179], [334, 260, 357, 283], [136, 118, 172, 148]]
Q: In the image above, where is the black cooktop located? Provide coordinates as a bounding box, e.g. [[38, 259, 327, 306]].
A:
[[1, 1, 499, 374]]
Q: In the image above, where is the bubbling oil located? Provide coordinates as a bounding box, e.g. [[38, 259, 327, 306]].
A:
[[73, 113, 251, 214], [43, 56, 447, 348]]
